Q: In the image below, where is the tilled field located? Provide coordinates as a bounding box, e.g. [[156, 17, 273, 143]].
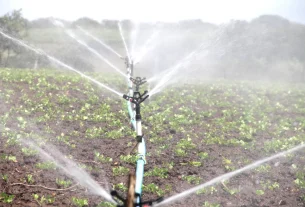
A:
[[1, 68, 305, 207]]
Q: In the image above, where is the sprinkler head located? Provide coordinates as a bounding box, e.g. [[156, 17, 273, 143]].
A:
[[122, 91, 149, 105]]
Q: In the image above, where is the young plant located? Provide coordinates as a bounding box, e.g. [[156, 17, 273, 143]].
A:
[[182, 175, 201, 185], [32, 194, 54, 206], [95, 152, 113, 163], [26, 174, 34, 184], [1, 174, 8, 182], [36, 161, 56, 170], [113, 183, 127, 192], [21, 147, 38, 156], [256, 189, 265, 195], [72, 197, 88, 207], [144, 167, 168, 179], [0, 193, 15, 203], [142, 183, 165, 196], [112, 166, 129, 176], [56, 178, 72, 188], [203, 201, 221, 207]]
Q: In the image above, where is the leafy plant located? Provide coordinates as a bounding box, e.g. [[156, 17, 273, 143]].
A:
[[0, 193, 15, 203], [142, 183, 165, 196], [203, 201, 221, 207], [182, 175, 201, 185], [256, 190, 265, 195], [1, 174, 8, 182], [112, 166, 129, 176], [32, 194, 54, 206], [56, 178, 72, 188], [26, 174, 34, 184], [113, 183, 127, 192], [36, 161, 56, 170], [144, 167, 168, 178], [72, 197, 88, 207], [95, 152, 113, 163], [21, 147, 38, 156]]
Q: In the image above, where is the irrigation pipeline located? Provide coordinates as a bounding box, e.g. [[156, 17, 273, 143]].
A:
[[116, 55, 305, 207], [110, 55, 164, 207], [125, 57, 136, 130]]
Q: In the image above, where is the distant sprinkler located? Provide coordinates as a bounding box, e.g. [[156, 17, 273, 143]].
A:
[[123, 56, 134, 77]]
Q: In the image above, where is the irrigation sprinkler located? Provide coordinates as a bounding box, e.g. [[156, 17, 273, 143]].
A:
[[109, 56, 163, 207], [123, 56, 134, 77], [130, 77, 146, 92], [111, 89, 163, 207]]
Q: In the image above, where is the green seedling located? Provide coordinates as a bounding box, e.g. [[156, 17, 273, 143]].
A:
[[198, 152, 209, 160], [142, 183, 165, 196], [203, 201, 221, 207], [21, 147, 38, 156], [0, 193, 15, 203], [120, 154, 137, 164], [196, 186, 218, 195], [36, 161, 56, 170], [1, 174, 8, 182], [144, 167, 168, 178], [95, 152, 113, 163], [113, 183, 128, 192], [72, 197, 88, 207], [295, 171, 305, 189], [182, 175, 201, 185], [26, 174, 34, 184], [56, 178, 72, 188], [175, 148, 187, 157], [0, 154, 17, 162], [112, 166, 129, 176], [32, 194, 54, 206], [255, 164, 271, 173], [189, 161, 202, 167], [222, 157, 235, 171], [256, 189, 265, 195]]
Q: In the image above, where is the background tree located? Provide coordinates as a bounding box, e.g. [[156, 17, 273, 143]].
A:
[[0, 9, 28, 66]]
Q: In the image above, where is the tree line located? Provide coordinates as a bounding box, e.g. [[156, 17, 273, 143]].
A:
[[1, 10, 305, 82]]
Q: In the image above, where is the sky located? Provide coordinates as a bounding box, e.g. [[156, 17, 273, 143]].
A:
[[0, 0, 305, 24]]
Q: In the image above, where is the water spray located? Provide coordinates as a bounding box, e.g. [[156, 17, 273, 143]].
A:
[[153, 143, 305, 207], [65, 29, 127, 78], [76, 25, 123, 59], [118, 22, 131, 63], [133, 30, 160, 65], [0, 30, 124, 97], [23, 140, 116, 204], [51, 20, 127, 78]]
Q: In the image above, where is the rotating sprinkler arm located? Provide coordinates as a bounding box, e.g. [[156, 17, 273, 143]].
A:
[[130, 77, 146, 92], [123, 91, 149, 106], [123, 90, 149, 142]]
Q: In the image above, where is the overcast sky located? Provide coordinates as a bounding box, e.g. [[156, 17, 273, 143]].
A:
[[0, 0, 305, 24]]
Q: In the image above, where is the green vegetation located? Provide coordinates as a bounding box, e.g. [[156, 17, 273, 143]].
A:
[[36, 161, 57, 170], [1, 68, 305, 206], [0, 193, 15, 203], [56, 178, 72, 188], [112, 166, 129, 176], [33, 194, 55, 206], [72, 197, 88, 207]]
